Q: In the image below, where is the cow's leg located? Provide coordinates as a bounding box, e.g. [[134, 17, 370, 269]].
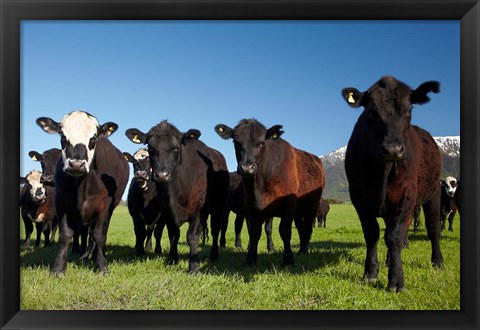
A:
[[423, 200, 444, 268], [43, 224, 52, 247], [384, 212, 411, 292], [92, 216, 110, 274], [145, 225, 154, 253], [359, 213, 380, 281], [166, 221, 180, 265], [245, 217, 263, 266], [413, 206, 421, 234], [234, 215, 244, 249], [186, 219, 201, 273], [154, 220, 165, 254], [219, 209, 229, 249], [447, 210, 455, 232], [35, 222, 42, 247], [52, 213, 74, 275], [298, 214, 315, 254], [264, 217, 275, 253], [21, 210, 33, 249], [50, 216, 58, 243], [323, 215, 327, 228], [71, 223, 80, 254], [279, 217, 294, 265], [79, 224, 89, 256], [132, 215, 147, 255], [209, 206, 223, 262]]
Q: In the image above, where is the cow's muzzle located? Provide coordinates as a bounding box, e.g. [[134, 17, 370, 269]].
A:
[[383, 144, 405, 162], [153, 171, 172, 183], [40, 174, 54, 184], [238, 163, 257, 176], [65, 159, 88, 176]]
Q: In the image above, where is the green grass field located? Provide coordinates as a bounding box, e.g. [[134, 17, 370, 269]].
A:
[[20, 204, 460, 310]]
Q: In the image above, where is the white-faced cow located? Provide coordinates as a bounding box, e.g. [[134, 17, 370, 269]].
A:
[[215, 119, 325, 266], [125, 120, 229, 273], [124, 148, 165, 256], [26, 148, 62, 246], [440, 176, 458, 231], [36, 111, 129, 274], [342, 76, 444, 292], [220, 172, 274, 252], [20, 170, 49, 248]]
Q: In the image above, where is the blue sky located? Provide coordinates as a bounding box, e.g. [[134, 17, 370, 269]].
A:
[[21, 20, 460, 199]]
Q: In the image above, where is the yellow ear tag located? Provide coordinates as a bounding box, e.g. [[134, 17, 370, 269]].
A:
[[31, 155, 37, 161], [190, 134, 195, 139], [272, 133, 277, 139], [124, 155, 129, 161], [348, 92, 355, 104], [132, 135, 141, 143], [218, 127, 224, 132], [108, 126, 114, 132]]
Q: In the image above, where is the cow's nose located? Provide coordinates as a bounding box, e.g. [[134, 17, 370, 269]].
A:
[[40, 175, 53, 183], [135, 171, 148, 180], [383, 144, 405, 161], [154, 171, 171, 182], [69, 160, 86, 170], [35, 188, 43, 197], [238, 163, 257, 176]]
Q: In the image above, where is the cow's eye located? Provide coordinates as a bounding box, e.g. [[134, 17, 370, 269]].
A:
[[173, 146, 180, 153], [88, 135, 98, 150], [256, 142, 265, 149]]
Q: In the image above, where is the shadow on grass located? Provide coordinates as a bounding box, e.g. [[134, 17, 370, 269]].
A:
[[20, 238, 363, 279]]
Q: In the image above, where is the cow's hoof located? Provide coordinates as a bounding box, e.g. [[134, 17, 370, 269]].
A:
[[387, 285, 405, 293], [51, 269, 65, 277]]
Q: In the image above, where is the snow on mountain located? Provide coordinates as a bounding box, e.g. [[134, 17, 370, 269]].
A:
[[320, 136, 460, 168]]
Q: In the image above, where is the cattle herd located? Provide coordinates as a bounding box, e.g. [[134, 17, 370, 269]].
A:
[[20, 76, 461, 292]]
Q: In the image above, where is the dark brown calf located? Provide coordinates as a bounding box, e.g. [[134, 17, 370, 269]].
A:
[[342, 76, 443, 292], [215, 119, 325, 266]]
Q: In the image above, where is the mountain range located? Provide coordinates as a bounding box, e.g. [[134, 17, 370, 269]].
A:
[[319, 136, 460, 202]]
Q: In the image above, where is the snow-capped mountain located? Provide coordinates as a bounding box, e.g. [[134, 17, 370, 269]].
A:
[[319, 136, 460, 201]]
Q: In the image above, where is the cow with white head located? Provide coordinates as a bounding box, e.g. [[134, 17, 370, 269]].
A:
[[20, 170, 47, 248], [36, 110, 129, 274]]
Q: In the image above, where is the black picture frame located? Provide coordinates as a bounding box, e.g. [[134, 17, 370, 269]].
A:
[[1, 0, 478, 329]]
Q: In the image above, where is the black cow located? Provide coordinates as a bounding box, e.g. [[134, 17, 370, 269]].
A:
[[215, 119, 325, 266], [36, 110, 129, 274], [124, 148, 165, 256], [342, 76, 444, 292], [27, 148, 62, 245], [126, 120, 229, 272], [220, 172, 274, 252], [314, 199, 330, 228], [20, 170, 48, 248], [440, 176, 458, 231]]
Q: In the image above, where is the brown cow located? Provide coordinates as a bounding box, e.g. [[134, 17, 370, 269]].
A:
[[215, 119, 325, 266], [342, 76, 444, 292]]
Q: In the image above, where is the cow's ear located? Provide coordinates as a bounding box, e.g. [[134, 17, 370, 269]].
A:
[[410, 81, 440, 105], [341, 88, 364, 108], [20, 177, 26, 185], [99, 122, 118, 137], [36, 117, 61, 134], [266, 125, 284, 140], [182, 129, 201, 144], [28, 151, 43, 162], [215, 124, 234, 140], [123, 152, 136, 163], [125, 128, 147, 144]]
